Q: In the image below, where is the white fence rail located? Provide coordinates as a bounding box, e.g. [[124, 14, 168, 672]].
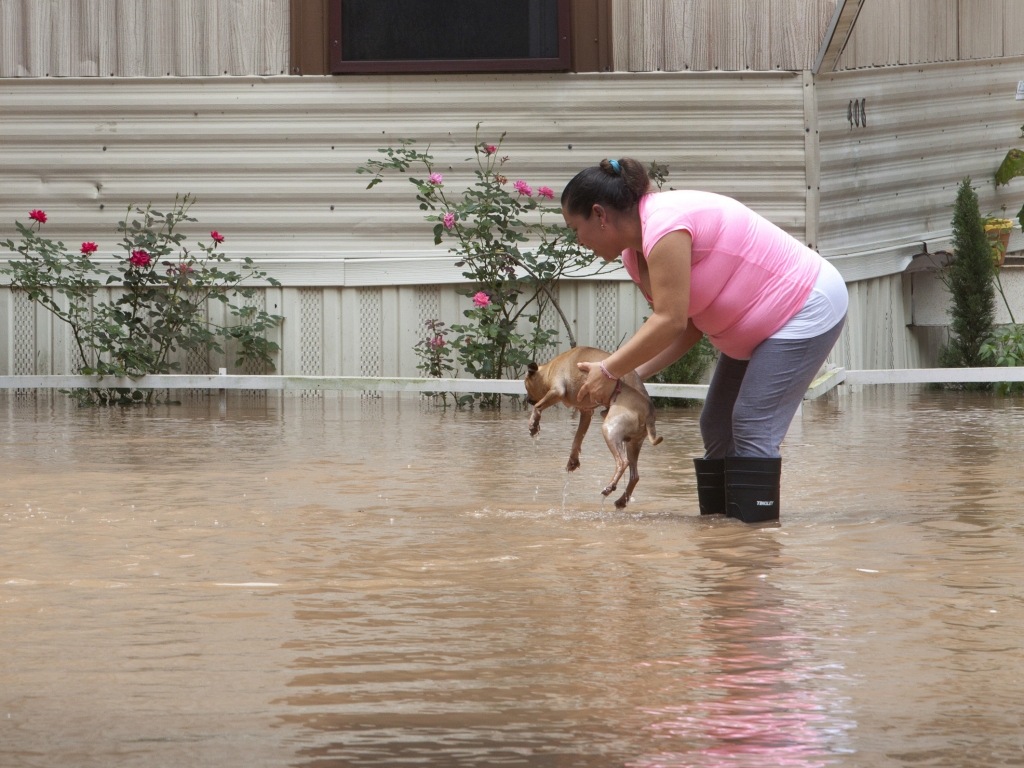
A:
[[3, 367, 1024, 400], [844, 367, 1024, 384], [0, 374, 711, 399]]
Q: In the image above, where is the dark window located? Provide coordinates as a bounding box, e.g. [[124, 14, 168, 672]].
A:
[[328, 0, 571, 73]]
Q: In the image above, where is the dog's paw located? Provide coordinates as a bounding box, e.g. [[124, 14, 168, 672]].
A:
[[529, 423, 540, 437], [566, 456, 580, 472], [614, 494, 630, 509], [601, 484, 616, 496]]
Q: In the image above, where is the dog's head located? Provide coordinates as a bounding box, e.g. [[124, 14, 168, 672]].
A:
[[524, 361, 543, 405]]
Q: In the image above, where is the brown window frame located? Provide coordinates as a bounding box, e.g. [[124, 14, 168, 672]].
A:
[[326, 0, 572, 74]]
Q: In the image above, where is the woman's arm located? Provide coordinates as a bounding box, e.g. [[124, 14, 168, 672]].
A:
[[635, 323, 704, 380], [578, 231, 692, 403]]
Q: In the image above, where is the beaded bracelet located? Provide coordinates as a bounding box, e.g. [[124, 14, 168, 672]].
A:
[[599, 360, 618, 381]]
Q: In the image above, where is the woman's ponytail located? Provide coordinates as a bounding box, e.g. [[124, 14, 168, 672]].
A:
[[561, 157, 651, 218]]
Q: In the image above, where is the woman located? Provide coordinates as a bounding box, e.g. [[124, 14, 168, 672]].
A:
[[562, 158, 847, 523]]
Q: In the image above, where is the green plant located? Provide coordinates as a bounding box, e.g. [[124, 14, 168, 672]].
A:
[[977, 212, 1024, 392], [358, 128, 602, 407], [2, 197, 282, 405], [995, 126, 1024, 230], [414, 319, 456, 378], [982, 213, 1017, 323], [938, 179, 996, 379], [648, 335, 716, 408], [413, 319, 457, 405], [980, 324, 1024, 393]]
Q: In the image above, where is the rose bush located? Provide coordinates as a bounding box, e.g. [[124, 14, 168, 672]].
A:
[[2, 195, 283, 405], [357, 127, 607, 407]]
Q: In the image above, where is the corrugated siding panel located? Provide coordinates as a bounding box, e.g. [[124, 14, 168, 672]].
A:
[[0, 73, 807, 286], [0, 281, 657, 377], [816, 57, 1024, 281], [613, 0, 836, 72], [959, 0, 1004, 61], [834, 0, 1024, 70], [0, 275, 921, 377], [828, 274, 919, 371], [0, 0, 288, 78]]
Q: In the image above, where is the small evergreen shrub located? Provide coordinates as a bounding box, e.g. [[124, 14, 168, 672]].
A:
[[939, 178, 995, 376]]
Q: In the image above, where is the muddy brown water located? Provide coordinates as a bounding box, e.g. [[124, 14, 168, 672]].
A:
[[1, 388, 1023, 767]]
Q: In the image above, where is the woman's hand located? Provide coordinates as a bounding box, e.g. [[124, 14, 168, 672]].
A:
[[576, 361, 619, 405]]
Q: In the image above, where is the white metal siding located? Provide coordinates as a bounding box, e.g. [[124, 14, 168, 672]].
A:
[[836, 0, 1024, 70], [0, 0, 289, 78], [828, 273, 920, 371], [611, 0, 838, 72], [0, 274, 923, 377], [0, 281, 653, 377], [0, 70, 931, 379], [816, 56, 1024, 281], [0, 73, 808, 286]]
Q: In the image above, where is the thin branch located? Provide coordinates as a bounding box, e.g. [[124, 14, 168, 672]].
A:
[[539, 283, 576, 348], [995, 268, 1017, 325]]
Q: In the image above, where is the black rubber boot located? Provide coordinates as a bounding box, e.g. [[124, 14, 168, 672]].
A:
[[693, 458, 726, 515], [725, 457, 782, 523]]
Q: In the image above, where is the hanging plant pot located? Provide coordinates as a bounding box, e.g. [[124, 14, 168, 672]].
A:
[[984, 218, 1013, 266]]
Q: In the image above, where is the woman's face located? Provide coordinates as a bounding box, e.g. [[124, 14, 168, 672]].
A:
[[561, 204, 624, 262]]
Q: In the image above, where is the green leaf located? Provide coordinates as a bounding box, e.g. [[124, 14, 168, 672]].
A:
[[995, 148, 1024, 186]]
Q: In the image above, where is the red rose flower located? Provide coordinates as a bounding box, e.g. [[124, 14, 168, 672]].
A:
[[80, 242, 98, 255], [29, 210, 47, 224], [129, 250, 152, 268], [210, 231, 225, 244]]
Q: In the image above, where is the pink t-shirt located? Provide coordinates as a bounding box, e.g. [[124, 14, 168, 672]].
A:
[[621, 190, 822, 359]]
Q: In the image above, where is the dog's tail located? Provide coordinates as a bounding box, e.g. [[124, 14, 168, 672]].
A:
[[646, 415, 663, 446]]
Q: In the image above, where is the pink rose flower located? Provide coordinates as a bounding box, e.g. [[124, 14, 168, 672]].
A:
[[473, 292, 491, 308], [210, 231, 225, 244], [29, 210, 47, 224], [443, 212, 455, 230], [80, 242, 98, 255], [513, 180, 533, 197], [485, 144, 497, 155], [129, 250, 151, 268], [429, 336, 445, 349], [537, 186, 554, 199], [429, 173, 443, 185]]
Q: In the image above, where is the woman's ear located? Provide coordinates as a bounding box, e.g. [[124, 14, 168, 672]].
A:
[[591, 203, 606, 224]]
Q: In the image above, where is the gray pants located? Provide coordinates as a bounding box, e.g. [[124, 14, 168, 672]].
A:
[[700, 316, 846, 459]]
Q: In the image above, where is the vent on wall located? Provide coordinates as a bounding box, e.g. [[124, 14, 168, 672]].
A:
[[299, 288, 323, 376], [537, 285, 561, 364], [594, 281, 619, 352], [416, 285, 441, 336], [12, 290, 35, 376], [240, 290, 269, 377], [358, 287, 383, 379]]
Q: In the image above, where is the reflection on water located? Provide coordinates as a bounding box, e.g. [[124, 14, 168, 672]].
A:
[[2, 387, 1024, 767], [630, 533, 853, 768]]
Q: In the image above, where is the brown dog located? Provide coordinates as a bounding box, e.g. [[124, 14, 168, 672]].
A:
[[525, 346, 663, 509]]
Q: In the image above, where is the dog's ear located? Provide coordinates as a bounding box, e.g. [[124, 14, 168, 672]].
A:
[[527, 361, 539, 376]]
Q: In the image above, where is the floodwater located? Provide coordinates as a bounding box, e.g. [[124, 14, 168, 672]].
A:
[[1, 388, 1023, 768]]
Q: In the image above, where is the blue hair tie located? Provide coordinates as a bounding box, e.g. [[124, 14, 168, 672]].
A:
[[609, 159, 621, 174]]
